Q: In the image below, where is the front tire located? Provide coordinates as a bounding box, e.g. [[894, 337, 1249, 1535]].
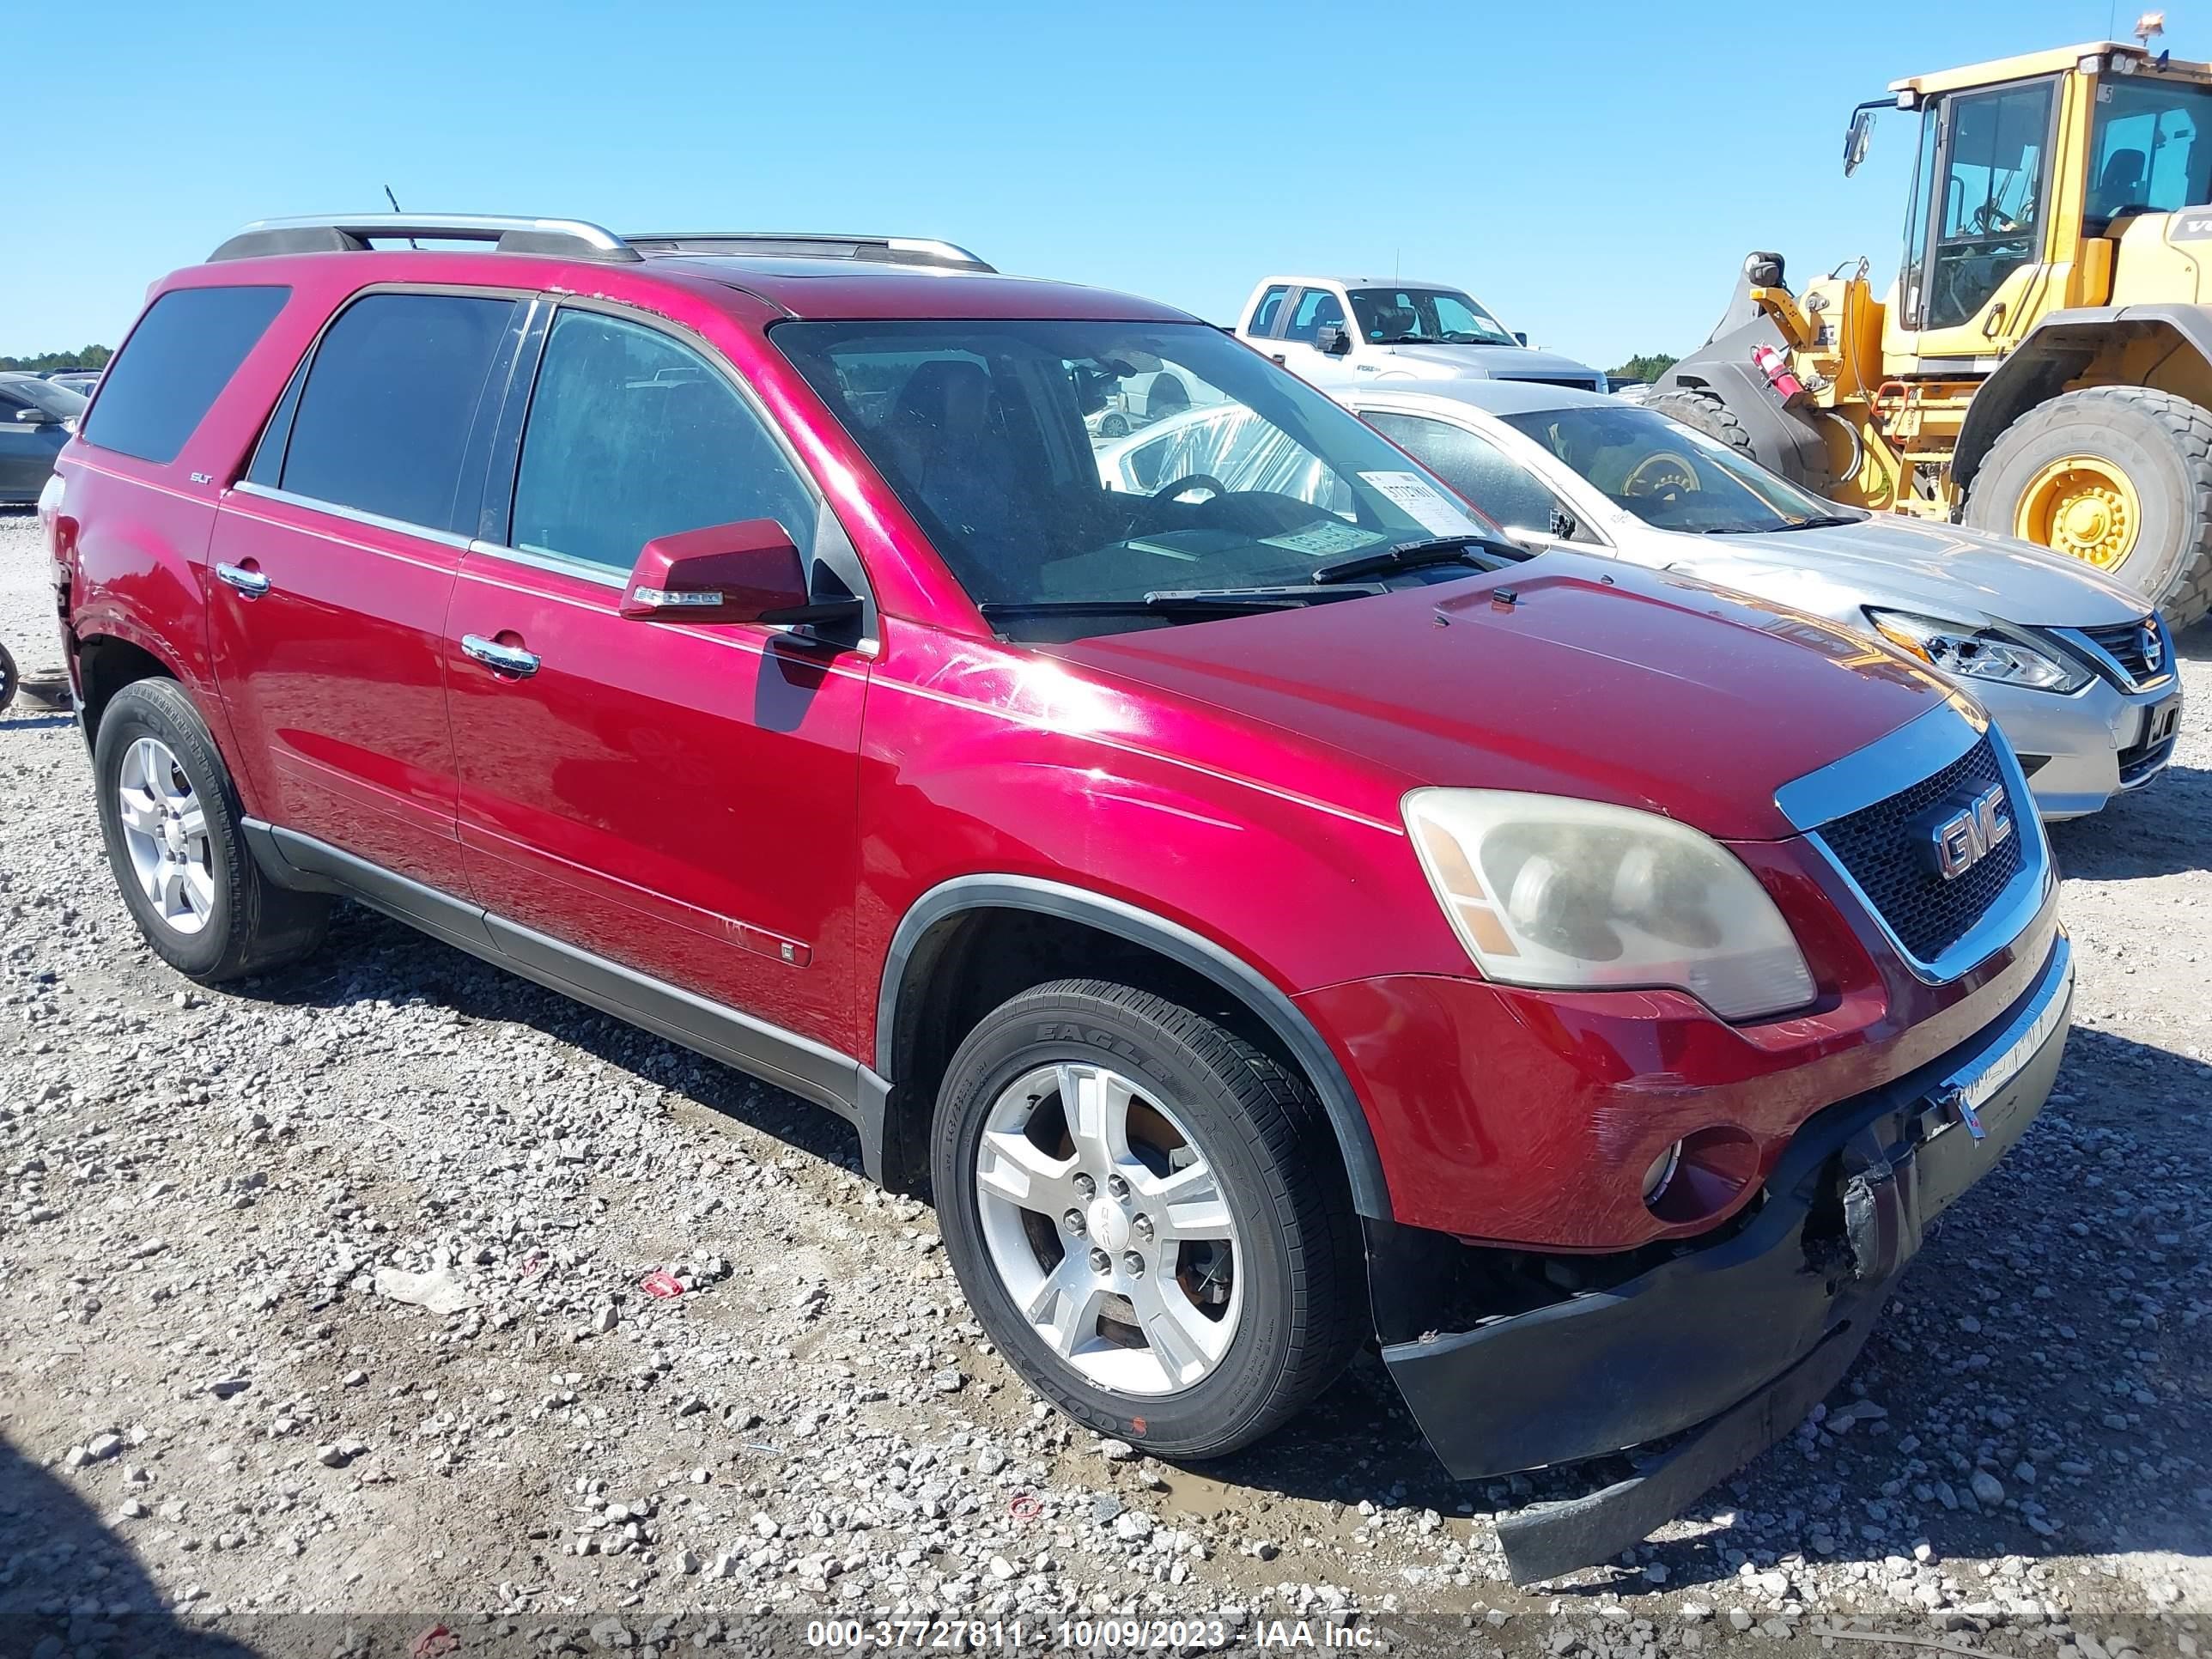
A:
[[1648, 388, 1760, 459], [1966, 385, 2212, 631], [932, 980, 1363, 1461], [93, 678, 331, 983]]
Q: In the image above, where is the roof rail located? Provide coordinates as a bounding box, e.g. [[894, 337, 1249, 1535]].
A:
[[621, 232, 994, 272], [208, 214, 641, 264]]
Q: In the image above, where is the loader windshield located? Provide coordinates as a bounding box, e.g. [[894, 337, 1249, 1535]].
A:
[[1502, 404, 1844, 534]]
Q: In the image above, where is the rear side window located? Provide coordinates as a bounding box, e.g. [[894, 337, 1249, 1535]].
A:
[[1247, 283, 1290, 337], [279, 293, 515, 533], [507, 309, 817, 574], [79, 285, 289, 464]]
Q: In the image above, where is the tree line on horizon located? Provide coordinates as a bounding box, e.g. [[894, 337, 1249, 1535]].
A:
[[1607, 352, 1678, 386], [0, 345, 112, 374]]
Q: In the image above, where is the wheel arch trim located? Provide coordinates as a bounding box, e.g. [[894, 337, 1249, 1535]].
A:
[[1953, 304, 2212, 489], [875, 874, 1395, 1219]]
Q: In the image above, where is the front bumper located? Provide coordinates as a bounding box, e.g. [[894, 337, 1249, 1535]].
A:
[[1978, 673, 2181, 819], [1379, 930, 2073, 1583]]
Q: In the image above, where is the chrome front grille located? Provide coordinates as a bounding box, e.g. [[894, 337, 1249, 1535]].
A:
[[2062, 617, 2172, 690], [1777, 706, 2051, 983], [1814, 737, 2024, 963]]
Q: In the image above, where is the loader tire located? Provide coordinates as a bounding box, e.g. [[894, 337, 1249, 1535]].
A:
[[1648, 390, 1760, 460], [1965, 385, 2212, 633]]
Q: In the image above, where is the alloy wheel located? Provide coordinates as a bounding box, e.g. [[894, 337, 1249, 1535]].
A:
[[973, 1060, 1241, 1395], [115, 736, 215, 935]]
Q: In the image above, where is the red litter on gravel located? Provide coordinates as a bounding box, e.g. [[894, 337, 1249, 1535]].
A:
[[410, 1626, 459, 1659], [640, 1270, 684, 1299], [1009, 1492, 1042, 1521]]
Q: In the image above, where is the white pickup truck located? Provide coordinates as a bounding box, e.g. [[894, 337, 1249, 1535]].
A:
[[1234, 274, 1605, 394]]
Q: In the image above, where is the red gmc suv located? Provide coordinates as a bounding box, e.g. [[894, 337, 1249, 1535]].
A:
[[41, 216, 2073, 1581]]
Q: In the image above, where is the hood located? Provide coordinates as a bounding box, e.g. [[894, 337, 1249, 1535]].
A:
[[1047, 552, 1959, 842], [1653, 514, 2149, 630], [1372, 343, 1601, 384]]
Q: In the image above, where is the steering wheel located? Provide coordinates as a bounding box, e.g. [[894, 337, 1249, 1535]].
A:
[[1156, 473, 1231, 502], [1620, 452, 1700, 502], [1972, 201, 2025, 236]]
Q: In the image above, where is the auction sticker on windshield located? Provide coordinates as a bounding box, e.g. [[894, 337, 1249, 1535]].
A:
[[1260, 521, 1388, 557], [1358, 471, 1486, 538]]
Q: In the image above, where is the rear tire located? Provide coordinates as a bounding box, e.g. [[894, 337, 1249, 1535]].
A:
[[932, 980, 1363, 1462], [93, 678, 331, 983], [1965, 385, 2212, 632], [1648, 388, 1760, 459]]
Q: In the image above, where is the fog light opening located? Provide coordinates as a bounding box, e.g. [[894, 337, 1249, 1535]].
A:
[[1645, 1125, 1761, 1224], [1641, 1141, 1683, 1206]]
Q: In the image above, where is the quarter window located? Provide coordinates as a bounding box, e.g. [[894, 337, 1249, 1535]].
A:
[[279, 293, 516, 532], [78, 285, 289, 465], [508, 310, 817, 575]]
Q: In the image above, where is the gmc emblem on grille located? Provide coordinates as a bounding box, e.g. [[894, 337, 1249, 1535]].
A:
[[1929, 784, 2013, 880]]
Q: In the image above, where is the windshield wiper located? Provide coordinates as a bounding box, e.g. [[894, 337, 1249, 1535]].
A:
[[1309, 534, 1525, 586], [978, 585, 1384, 621], [1700, 514, 1863, 535]]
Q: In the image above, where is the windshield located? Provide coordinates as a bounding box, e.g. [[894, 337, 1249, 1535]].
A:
[[772, 319, 1505, 631], [1499, 404, 1841, 533], [1346, 288, 1516, 347]]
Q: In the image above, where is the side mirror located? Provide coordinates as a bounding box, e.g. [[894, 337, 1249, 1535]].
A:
[[1315, 323, 1352, 356], [620, 519, 854, 627], [1844, 104, 1877, 177], [13, 406, 53, 425], [1511, 331, 1529, 347]]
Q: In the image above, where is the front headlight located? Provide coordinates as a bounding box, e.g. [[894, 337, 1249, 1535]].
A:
[[1866, 609, 2090, 693], [1404, 789, 1817, 1022]]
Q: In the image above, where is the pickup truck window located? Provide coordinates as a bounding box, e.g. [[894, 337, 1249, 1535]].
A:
[[1248, 284, 1291, 337], [1346, 287, 1516, 347], [1284, 289, 1346, 343]]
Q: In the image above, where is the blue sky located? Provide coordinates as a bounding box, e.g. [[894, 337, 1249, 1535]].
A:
[[7, 0, 2155, 368]]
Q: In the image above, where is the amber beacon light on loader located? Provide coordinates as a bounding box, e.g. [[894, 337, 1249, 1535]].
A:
[[1652, 13, 2212, 629]]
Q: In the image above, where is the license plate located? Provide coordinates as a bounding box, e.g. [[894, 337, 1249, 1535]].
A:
[[2136, 696, 2181, 750]]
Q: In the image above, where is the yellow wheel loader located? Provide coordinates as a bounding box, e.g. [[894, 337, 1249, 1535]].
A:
[[1652, 33, 2212, 629]]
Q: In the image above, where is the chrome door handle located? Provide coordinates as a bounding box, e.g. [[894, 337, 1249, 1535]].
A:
[[460, 634, 540, 678], [215, 562, 270, 598]]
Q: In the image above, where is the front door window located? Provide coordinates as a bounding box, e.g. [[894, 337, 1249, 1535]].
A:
[[1923, 79, 2056, 330]]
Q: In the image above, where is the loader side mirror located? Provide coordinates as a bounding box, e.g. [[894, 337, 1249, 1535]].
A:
[[1844, 104, 1877, 176]]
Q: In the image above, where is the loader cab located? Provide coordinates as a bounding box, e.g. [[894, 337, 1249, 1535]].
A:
[[1891, 75, 2063, 361]]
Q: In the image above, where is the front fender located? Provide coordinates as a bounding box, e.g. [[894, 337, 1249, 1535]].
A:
[[1951, 303, 2212, 489]]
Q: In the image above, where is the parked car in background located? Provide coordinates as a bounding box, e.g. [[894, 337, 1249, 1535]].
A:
[[1344, 380, 2181, 819], [45, 213, 2072, 1582], [46, 371, 102, 398], [1083, 368, 1200, 439], [0, 374, 85, 504], [1236, 274, 1605, 393]]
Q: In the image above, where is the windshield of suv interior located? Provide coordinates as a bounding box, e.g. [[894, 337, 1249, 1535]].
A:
[[1499, 403, 1843, 534], [771, 319, 1507, 629], [1346, 288, 1516, 347]]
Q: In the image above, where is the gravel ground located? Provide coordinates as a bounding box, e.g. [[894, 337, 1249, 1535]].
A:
[[1, 508, 2207, 1659]]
